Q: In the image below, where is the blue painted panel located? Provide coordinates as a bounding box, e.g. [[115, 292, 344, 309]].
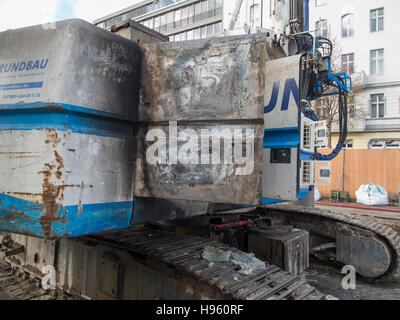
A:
[[0, 102, 136, 122], [262, 198, 287, 205], [0, 193, 133, 239], [263, 127, 300, 149], [300, 149, 314, 161], [262, 188, 310, 204], [304, 0, 310, 31], [0, 108, 134, 138], [297, 188, 310, 200], [0, 82, 43, 90]]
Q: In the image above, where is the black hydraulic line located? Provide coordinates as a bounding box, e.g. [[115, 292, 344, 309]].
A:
[[314, 76, 348, 161]]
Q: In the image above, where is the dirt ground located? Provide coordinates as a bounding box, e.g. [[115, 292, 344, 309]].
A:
[[303, 260, 400, 300]]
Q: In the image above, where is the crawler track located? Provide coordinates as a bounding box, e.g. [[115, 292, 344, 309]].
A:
[[82, 227, 324, 300], [0, 263, 56, 300], [263, 204, 400, 281]]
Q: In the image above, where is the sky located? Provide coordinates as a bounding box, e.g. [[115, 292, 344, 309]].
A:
[[0, 0, 142, 31]]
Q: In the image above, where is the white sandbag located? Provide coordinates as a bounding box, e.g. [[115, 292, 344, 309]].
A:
[[314, 187, 321, 202], [355, 184, 389, 206]]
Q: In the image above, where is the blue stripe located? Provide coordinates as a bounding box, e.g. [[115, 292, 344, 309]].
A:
[[262, 188, 310, 204], [300, 149, 314, 161], [262, 198, 287, 205], [0, 193, 133, 239], [297, 188, 310, 200], [0, 82, 43, 90], [0, 102, 136, 122], [264, 127, 298, 132], [304, 0, 310, 31], [263, 127, 300, 149], [0, 108, 134, 138]]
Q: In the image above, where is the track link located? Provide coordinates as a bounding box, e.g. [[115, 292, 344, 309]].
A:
[[264, 204, 400, 281], [0, 263, 57, 300], [82, 227, 324, 300]]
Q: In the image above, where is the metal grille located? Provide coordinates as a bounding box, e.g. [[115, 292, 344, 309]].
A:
[[301, 161, 314, 187], [303, 124, 312, 150]]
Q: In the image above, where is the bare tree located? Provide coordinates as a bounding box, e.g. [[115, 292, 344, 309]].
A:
[[314, 36, 366, 147]]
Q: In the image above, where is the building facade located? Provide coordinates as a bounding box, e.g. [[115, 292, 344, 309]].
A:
[[310, 0, 400, 149], [94, 0, 223, 42], [94, 0, 296, 42]]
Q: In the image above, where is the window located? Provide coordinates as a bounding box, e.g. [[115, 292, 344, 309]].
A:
[[369, 139, 400, 149], [207, 24, 214, 37], [201, 0, 208, 18], [316, 19, 328, 37], [181, 6, 188, 26], [250, 4, 260, 27], [214, 22, 222, 35], [187, 29, 194, 40], [174, 8, 181, 28], [201, 26, 207, 39], [194, 27, 201, 39], [370, 94, 385, 118], [371, 8, 384, 32], [209, 0, 216, 12], [160, 14, 167, 31], [148, 18, 154, 29], [341, 53, 354, 74], [341, 14, 354, 37], [188, 5, 195, 24], [166, 12, 174, 29], [154, 16, 161, 31], [195, 2, 202, 20], [370, 49, 384, 75], [343, 140, 353, 149]]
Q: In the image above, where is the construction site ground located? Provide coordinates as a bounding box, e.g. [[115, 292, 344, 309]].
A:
[[303, 260, 400, 300]]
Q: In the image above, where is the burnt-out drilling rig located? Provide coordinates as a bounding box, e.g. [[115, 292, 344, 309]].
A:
[[0, 0, 399, 300]]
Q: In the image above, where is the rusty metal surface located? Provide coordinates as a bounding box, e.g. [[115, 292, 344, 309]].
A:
[[0, 129, 135, 239], [0, 19, 141, 239], [82, 227, 324, 300]]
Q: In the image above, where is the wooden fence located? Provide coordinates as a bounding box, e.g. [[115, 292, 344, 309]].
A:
[[315, 149, 400, 199]]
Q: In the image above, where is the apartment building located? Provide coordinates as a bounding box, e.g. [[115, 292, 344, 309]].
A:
[[310, 0, 400, 149]]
